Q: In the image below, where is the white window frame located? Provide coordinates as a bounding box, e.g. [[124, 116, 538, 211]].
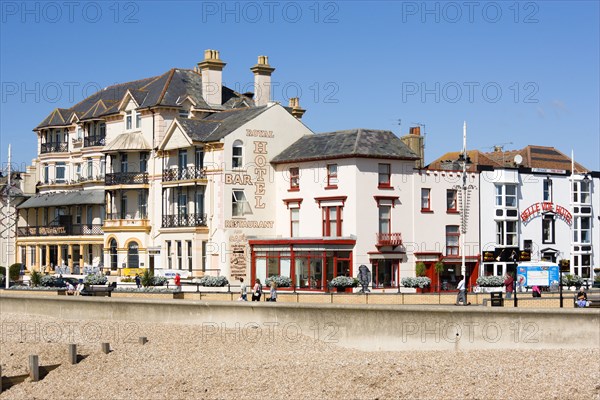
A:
[[232, 190, 250, 217], [290, 207, 300, 237], [232, 140, 243, 169]]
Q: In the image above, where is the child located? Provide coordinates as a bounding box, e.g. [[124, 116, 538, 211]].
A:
[[532, 285, 541, 297]]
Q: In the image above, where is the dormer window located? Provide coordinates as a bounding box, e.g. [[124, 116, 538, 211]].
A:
[[179, 109, 189, 118]]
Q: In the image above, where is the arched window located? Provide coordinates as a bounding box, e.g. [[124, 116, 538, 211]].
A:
[[128, 242, 139, 269], [109, 239, 118, 270], [232, 140, 243, 168]]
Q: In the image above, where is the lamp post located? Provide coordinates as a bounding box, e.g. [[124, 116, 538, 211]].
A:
[[1, 145, 22, 289], [456, 122, 472, 303]]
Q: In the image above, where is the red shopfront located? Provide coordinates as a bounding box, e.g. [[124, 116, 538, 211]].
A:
[[249, 239, 355, 291], [415, 252, 479, 291]]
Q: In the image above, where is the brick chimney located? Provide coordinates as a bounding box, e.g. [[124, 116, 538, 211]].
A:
[[198, 49, 226, 107], [250, 55, 275, 107], [401, 126, 425, 168], [288, 97, 306, 120]]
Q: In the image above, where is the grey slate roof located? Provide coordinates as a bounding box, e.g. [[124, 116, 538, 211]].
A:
[[18, 189, 104, 209], [271, 129, 419, 164], [36, 69, 255, 129], [175, 105, 269, 143]]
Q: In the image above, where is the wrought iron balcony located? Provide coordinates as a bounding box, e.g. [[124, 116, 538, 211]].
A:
[[84, 135, 106, 147], [40, 142, 68, 154], [162, 213, 207, 228], [105, 172, 148, 185], [162, 166, 206, 182], [376, 232, 403, 247], [17, 224, 104, 237]]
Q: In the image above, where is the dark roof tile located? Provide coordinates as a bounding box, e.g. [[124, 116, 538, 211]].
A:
[[271, 129, 419, 164]]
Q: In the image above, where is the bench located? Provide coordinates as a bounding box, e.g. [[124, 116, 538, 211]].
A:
[[80, 284, 115, 297]]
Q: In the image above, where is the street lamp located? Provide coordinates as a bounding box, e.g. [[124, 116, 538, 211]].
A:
[[1, 144, 22, 289], [456, 122, 472, 304]]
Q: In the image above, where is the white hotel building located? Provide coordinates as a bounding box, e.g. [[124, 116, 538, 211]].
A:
[[7, 50, 599, 290]]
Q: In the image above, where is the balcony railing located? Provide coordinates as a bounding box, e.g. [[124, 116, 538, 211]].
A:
[[105, 172, 148, 185], [376, 232, 403, 247], [162, 166, 206, 182], [17, 224, 104, 237], [40, 142, 68, 154], [106, 212, 148, 220], [103, 213, 150, 230], [84, 135, 106, 147], [162, 213, 207, 228]]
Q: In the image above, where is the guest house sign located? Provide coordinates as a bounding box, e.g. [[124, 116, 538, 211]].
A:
[[520, 201, 572, 225]]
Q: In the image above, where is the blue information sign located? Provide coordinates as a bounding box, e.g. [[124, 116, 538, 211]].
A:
[[517, 264, 560, 287]]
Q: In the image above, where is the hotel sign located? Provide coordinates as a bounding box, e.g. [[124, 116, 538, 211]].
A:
[[520, 202, 572, 225]]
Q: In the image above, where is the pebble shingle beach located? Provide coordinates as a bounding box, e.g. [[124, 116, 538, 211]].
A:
[[1, 312, 599, 400]]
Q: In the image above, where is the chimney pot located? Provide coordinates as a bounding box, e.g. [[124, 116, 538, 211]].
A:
[[251, 55, 275, 107], [198, 49, 226, 106]]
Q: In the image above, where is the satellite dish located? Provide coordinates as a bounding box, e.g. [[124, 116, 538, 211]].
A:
[[514, 154, 523, 165]]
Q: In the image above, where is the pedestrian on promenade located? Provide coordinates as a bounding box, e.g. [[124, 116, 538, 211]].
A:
[[252, 278, 262, 301], [135, 274, 141, 288], [504, 273, 514, 299], [576, 287, 588, 307], [455, 275, 469, 305], [174, 273, 181, 291], [239, 277, 248, 301], [532, 285, 541, 297], [268, 281, 277, 302], [76, 279, 84, 295]]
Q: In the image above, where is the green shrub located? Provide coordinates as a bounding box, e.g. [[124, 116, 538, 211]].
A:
[[84, 273, 108, 285], [40, 275, 62, 287], [330, 276, 358, 288], [30, 270, 42, 287], [401, 277, 431, 288], [415, 262, 427, 277], [265, 275, 292, 287], [476, 275, 504, 287], [197, 276, 229, 287], [9, 263, 22, 281], [141, 269, 153, 287], [152, 276, 168, 286]]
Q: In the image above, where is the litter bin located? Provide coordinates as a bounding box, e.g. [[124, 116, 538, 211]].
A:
[[491, 292, 504, 307]]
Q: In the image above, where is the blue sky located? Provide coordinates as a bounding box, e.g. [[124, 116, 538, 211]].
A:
[[1, 1, 599, 171]]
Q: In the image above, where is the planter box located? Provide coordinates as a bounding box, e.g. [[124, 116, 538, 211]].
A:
[[5, 289, 66, 296], [111, 291, 182, 299]]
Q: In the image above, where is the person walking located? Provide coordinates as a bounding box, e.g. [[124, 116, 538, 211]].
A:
[[174, 273, 181, 291], [268, 281, 277, 302], [455, 275, 469, 306], [252, 278, 262, 301], [239, 277, 248, 301], [504, 273, 514, 299], [135, 274, 141, 288]]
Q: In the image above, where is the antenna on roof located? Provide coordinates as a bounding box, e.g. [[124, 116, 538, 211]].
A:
[[484, 142, 513, 152]]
